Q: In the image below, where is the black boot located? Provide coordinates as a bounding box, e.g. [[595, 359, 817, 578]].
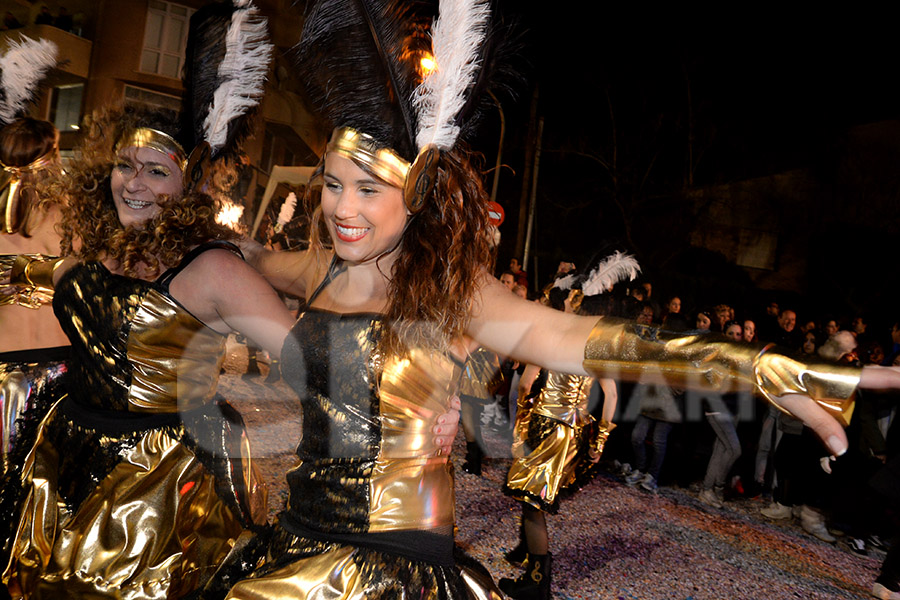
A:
[[498, 553, 551, 600], [504, 524, 529, 567], [265, 359, 281, 383], [462, 441, 482, 476]]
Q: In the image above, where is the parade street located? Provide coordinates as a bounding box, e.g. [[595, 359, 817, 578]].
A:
[[220, 343, 880, 600]]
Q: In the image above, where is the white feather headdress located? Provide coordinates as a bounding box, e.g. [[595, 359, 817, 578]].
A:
[[412, 0, 490, 151], [581, 251, 641, 296], [275, 192, 297, 232], [0, 37, 58, 126], [201, 0, 272, 155]]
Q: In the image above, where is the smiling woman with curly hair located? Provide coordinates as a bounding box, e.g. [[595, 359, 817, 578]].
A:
[[2, 102, 298, 598], [55, 104, 237, 278]]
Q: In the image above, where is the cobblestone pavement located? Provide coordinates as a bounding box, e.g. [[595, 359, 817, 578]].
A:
[[221, 340, 882, 600]]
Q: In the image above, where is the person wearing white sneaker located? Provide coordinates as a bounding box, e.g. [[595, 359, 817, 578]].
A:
[[800, 505, 837, 543], [760, 501, 794, 520], [699, 487, 724, 509]]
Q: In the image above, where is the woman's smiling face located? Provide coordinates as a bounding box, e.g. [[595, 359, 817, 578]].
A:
[[320, 152, 408, 266], [110, 146, 183, 229]]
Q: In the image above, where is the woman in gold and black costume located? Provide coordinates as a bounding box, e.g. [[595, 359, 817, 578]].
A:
[[0, 116, 70, 600], [500, 260, 635, 600], [0, 98, 300, 598], [201, 1, 900, 599], [0, 4, 298, 596], [0, 37, 71, 597]]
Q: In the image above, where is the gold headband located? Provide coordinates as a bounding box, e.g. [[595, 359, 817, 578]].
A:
[[115, 128, 188, 171], [0, 147, 58, 176], [326, 127, 410, 188], [325, 127, 441, 213]]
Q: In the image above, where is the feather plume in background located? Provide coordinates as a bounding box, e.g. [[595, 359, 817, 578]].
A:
[[275, 192, 297, 232], [181, 0, 272, 159], [581, 252, 641, 296], [0, 37, 58, 125], [202, 0, 272, 154]]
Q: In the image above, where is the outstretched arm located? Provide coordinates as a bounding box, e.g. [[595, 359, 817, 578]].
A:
[[235, 237, 324, 300], [168, 249, 296, 359], [465, 271, 900, 456]]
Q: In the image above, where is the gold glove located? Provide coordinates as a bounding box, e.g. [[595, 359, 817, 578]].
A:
[[590, 419, 616, 460], [1, 253, 66, 309], [583, 318, 860, 426]]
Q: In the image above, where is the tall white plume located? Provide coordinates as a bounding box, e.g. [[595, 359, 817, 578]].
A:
[[581, 252, 641, 296], [202, 1, 273, 154], [412, 0, 490, 150], [553, 273, 577, 291], [277, 192, 297, 227], [0, 37, 58, 125]]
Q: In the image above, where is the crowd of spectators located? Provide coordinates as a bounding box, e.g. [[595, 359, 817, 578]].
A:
[[489, 257, 899, 571]]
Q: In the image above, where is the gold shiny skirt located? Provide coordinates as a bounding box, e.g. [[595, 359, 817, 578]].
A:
[[4, 398, 266, 600], [221, 526, 503, 600], [504, 414, 599, 514]]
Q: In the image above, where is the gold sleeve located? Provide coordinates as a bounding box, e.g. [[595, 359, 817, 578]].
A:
[[582, 318, 860, 426], [591, 419, 616, 459], [1, 253, 66, 309]]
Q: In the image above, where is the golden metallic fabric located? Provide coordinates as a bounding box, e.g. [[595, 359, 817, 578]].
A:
[[458, 347, 502, 400], [592, 419, 616, 459], [1, 369, 28, 463], [125, 288, 226, 413], [531, 371, 594, 428], [583, 318, 861, 426], [1, 254, 63, 309], [327, 127, 411, 189], [224, 544, 503, 600], [6, 402, 249, 599], [506, 419, 583, 510], [506, 371, 597, 509], [115, 128, 188, 171], [370, 348, 456, 532], [510, 393, 534, 460], [1, 150, 57, 235]]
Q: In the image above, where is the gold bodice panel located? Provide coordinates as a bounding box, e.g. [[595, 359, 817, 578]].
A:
[[282, 310, 458, 535], [53, 262, 225, 413]]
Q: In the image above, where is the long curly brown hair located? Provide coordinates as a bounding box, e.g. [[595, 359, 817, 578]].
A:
[[55, 105, 236, 278], [310, 146, 495, 354]]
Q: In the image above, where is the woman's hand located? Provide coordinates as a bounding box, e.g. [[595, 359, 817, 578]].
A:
[[433, 395, 461, 454], [774, 393, 849, 456]]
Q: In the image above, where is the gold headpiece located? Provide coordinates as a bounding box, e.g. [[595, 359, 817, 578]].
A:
[[326, 127, 440, 213], [1, 148, 59, 234], [327, 127, 410, 189], [115, 128, 188, 171]]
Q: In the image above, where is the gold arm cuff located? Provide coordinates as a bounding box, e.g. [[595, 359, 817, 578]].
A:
[[591, 419, 616, 459], [582, 318, 861, 426], [2, 254, 65, 309]]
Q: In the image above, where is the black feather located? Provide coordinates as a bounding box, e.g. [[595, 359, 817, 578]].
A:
[[296, 0, 435, 161], [453, 6, 526, 144], [180, 1, 264, 161]]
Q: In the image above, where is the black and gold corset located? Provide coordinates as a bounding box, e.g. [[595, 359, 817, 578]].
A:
[[53, 261, 226, 413], [281, 309, 458, 536]]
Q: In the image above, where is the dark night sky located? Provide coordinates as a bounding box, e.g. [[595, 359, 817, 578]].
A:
[[478, 6, 900, 316]]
